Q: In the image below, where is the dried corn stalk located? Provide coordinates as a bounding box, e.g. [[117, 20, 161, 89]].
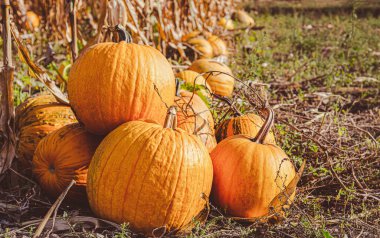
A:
[[12, 0, 238, 60]]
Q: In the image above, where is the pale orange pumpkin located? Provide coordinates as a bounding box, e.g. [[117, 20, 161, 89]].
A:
[[176, 70, 212, 100], [87, 106, 213, 235], [211, 107, 296, 218], [176, 90, 216, 152], [68, 27, 176, 135], [187, 37, 214, 59], [233, 10, 255, 27], [16, 94, 77, 169], [218, 18, 235, 30], [189, 59, 234, 97], [207, 35, 228, 56], [181, 31, 201, 42], [33, 123, 103, 201], [25, 11, 40, 31]]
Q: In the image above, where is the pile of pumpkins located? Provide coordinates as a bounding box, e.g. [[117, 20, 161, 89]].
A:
[[15, 16, 296, 236]]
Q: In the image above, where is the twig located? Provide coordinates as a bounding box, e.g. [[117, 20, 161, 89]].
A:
[[33, 180, 76, 238], [9, 167, 37, 185]]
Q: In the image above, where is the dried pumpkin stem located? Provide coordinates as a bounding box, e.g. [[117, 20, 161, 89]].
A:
[[115, 24, 132, 43], [164, 106, 177, 130], [212, 94, 242, 116], [253, 106, 274, 144], [175, 78, 183, 97]]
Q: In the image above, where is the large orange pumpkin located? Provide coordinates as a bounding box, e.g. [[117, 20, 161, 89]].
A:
[[189, 59, 234, 97], [16, 94, 77, 168], [87, 106, 213, 235], [176, 90, 216, 152], [216, 113, 276, 144], [68, 28, 176, 135], [211, 107, 296, 218], [33, 123, 103, 201]]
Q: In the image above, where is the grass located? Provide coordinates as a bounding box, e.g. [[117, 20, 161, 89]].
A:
[[1, 7, 379, 238]]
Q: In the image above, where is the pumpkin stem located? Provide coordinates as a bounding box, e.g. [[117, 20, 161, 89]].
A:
[[212, 94, 242, 116], [253, 105, 274, 144], [115, 24, 132, 43], [175, 78, 183, 97], [164, 106, 177, 130]]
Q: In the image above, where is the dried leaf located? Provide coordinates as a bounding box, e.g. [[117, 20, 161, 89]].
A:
[[269, 159, 306, 213], [11, 27, 70, 105]]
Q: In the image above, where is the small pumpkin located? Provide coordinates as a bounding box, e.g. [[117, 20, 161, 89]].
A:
[[68, 26, 176, 135], [176, 70, 212, 100], [187, 37, 214, 59], [181, 31, 201, 42], [176, 90, 217, 152], [214, 99, 276, 144], [211, 107, 296, 218], [16, 94, 77, 168], [25, 11, 40, 31], [33, 123, 103, 201], [189, 59, 234, 97], [207, 35, 228, 56], [233, 10, 255, 27], [218, 18, 235, 30], [87, 106, 213, 235], [216, 113, 276, 144]]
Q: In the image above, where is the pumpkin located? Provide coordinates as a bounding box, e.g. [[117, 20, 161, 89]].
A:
[[176, 70, 212, 100], [25, 11, 40, 31], [87, 106, 213, 235], [207, 35, 228, 56], [233, 10, 255, 27], [189, 59, 234, 97], [16, 94, 77, 168], [211, 107, 296, 218], [187, 37, 214, 59], [216, 113, 276, 144], [68, 27, 176, 135], [218, 18, 235, 30], [176, 90, 216, 152], [181, 31, 201, 42], [33, 123, 103, 201]]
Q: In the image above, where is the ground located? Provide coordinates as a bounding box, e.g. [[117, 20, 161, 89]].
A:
[[1, 5, 379, 238]]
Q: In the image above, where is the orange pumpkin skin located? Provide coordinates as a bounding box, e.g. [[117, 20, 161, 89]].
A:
[[187, 37, 214, 59], [33, 123, 103, 201], [215, 113, 276, 144], [211, 135, 296, 218], [16, 94, 77, 168], [176, 90, 216, 152], [207, 35, 228, 56], [189, 59, 234, 97], [25, 11, 40, 30], [68, 42, 176, 135], [87, 117, 213, 235]]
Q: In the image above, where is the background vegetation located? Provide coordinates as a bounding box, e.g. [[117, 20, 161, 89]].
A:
[[1, 1, 379, 237]]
